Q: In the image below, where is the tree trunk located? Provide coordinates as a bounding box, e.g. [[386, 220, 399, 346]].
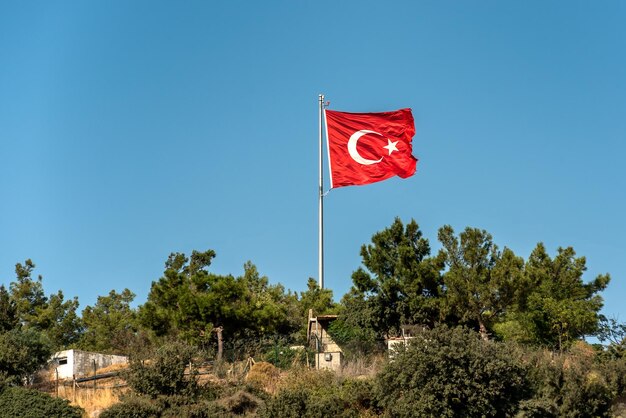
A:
[[215, 326, 224, 361], [478, 319, 489, 341]]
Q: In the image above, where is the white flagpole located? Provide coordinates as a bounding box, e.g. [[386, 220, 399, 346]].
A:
[[318, 93, 325, 289]]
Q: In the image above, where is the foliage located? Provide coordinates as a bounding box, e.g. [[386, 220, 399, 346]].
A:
[[375, 325, 529, 417], [216, 389, 263, 416], [294, 277, 337, 342], [0, 385, 83, 418], [0, 328, 51, 384], [601, 356, 626, 415], [0, 285, 18, 332], [33, 290, 82, 349], [326, 304, 381, 357], [260, 368, 375, 418], [438, 225, 524, 340], [298, 277, 336, 318], [597, 316, 626, 359], [521, 343, 614, 417], [1, 218, 619, 415], [9, 259, 47, 325], [99, 394, 162, 418], [345, 218, 443, 342], [497, 244, 609, 350], [124, 341, 198, 398], [139, 251, 298, 347], [8, 260, 82, 350], [246, 361, 281, 393], [261, 339, 301, 369], [100, 385, 255, 418], [80, 288, 142, 355]]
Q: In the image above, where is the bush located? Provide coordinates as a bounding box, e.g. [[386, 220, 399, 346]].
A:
[[100, 393, 231, 418], [159, 396, 228, 418], [124, 341, 198, 398], [374, 325, 529, 417], [262, 343, 301, 369], [99, 394, 161, 418], [246, 361, 280, 393], [0, 329, 51, 384], [0, 386, 83, 418], [521, 346, 614, 417], [259, 368, 375, 418], [217, 390, 262, 415]]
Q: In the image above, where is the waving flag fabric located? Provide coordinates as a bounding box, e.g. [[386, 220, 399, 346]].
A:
[[325, 108, 418, 188]]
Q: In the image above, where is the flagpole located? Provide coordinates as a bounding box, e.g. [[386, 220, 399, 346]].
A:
[[318, 93, 325, 290]]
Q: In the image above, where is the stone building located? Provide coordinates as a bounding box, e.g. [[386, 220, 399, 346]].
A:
[[308, 310, 344, 371]]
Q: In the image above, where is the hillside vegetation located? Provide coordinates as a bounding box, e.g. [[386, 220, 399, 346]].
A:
[[1, 218, 625, 417]]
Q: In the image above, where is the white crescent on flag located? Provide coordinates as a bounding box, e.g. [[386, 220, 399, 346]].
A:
[[347, 130, 384, 165]]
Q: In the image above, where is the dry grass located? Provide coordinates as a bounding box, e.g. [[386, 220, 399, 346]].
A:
[[95, 362, 129, 375], [53, 385, 127, 418], [339, 353, 386, 378]]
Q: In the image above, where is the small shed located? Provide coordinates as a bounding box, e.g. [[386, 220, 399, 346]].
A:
[[307, 310, 343, 371], [50, 349, 128, 380]]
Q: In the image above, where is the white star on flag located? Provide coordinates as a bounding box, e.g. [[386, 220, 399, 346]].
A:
[[383, 138, 399, 155]]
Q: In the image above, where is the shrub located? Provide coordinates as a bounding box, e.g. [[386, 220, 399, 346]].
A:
[[99, 394, 230, 418], [246, 361, 280, 393], [374, 325, 529, 417], [99, 394, 161, 418], [0, 329, 51, 384], [124, 341, 198, 398], [259, 368, 375, 418], [521, 347, 613, 417], [217, 389, 262, 415], [160, 397, 228, 418], [0, 385, 83, 418]]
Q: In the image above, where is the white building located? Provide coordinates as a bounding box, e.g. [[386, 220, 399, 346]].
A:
[[50, 349, 128, 379]]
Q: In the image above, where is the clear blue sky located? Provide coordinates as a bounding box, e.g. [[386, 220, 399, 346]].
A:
[[1, 1, 625, 325]]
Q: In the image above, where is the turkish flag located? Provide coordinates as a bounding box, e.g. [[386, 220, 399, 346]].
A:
[[325, 108, 418, 188]]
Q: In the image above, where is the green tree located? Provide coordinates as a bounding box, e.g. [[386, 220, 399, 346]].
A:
[[33, 290, 82, 349], [438, 225, 524, 340], [348, 218, 443, 338], [80, 289, 140, 354], [8, 260, 82, 350], [500, 244, 609, 350], [327, 287, 383, 357], [0, 285, 18, 332], [298, 278, 336, 319], [140, 250, 296, 352], [239, 261, 296, 336], [9, 259, 47, 327], [139, 251, 219, 342]]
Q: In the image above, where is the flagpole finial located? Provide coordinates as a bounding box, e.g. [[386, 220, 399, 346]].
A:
[[319, 94, 330, 108]]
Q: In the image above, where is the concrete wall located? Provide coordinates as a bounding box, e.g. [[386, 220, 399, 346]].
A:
[[315, 351, 343, 371], [52, 350, 128, 379], [387, 337, 415, 358]]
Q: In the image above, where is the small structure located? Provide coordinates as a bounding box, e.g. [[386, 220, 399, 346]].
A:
[[50, 349, 128, 380], [308, 310, 343, 371], [386, 325, 425, 358]]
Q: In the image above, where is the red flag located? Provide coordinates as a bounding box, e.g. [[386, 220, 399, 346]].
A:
[[325, 108, 418, 188]]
